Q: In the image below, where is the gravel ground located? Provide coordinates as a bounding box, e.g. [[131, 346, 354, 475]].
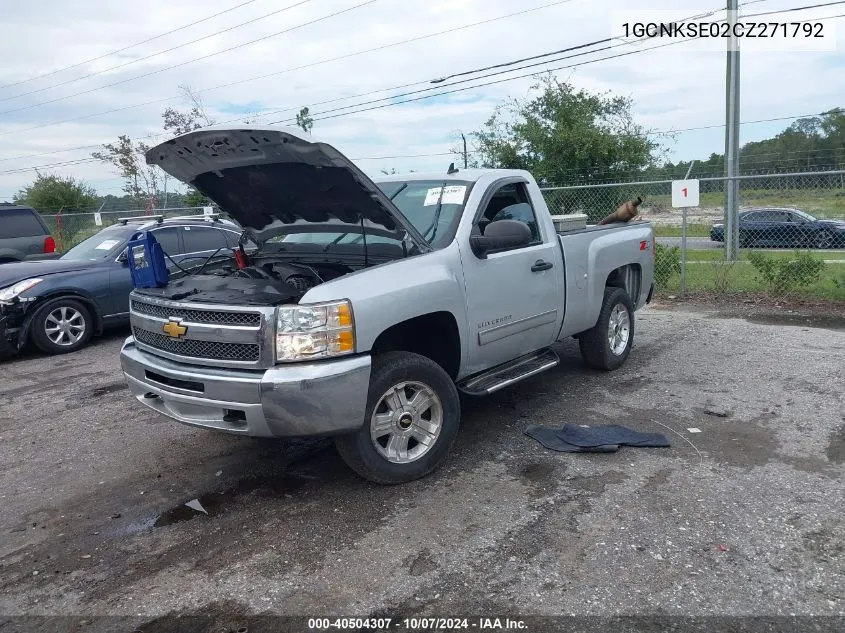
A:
[[0, 303, 843, 629]]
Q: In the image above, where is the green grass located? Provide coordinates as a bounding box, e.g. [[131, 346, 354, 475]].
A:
[[654, 249, 845, 300], [652, 224, 712, 237], [645, 188, 845, 219], [682, 248, 845, 262]]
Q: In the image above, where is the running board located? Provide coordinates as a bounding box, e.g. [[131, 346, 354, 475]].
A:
[[457, 348, 560, 396]]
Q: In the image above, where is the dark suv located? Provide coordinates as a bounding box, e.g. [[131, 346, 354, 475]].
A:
[[0, 214, 244, 358], [0, 204, 59, 263]]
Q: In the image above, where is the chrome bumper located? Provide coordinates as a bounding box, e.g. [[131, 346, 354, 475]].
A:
[[119, 337, 371, 438]]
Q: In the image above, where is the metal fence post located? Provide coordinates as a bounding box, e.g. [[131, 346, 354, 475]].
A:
[[680, 207, 687, 296]]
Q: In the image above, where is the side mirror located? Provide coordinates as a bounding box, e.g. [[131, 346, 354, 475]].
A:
[[117, 249, 128, 264], [469, 219, 532, 259]]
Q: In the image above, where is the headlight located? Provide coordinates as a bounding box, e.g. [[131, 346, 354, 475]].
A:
[[0, 278, 43, 302], [275, 300, 355, 362]]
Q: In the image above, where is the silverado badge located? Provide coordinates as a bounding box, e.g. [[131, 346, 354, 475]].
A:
[[162, 319, 188, 339]]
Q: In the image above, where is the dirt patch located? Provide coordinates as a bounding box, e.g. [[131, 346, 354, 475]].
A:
[[825, 425, 845, 464], [653, 294, 845, 330], [694, 415, 779, 468], [644, 468, 673, 489], [406, 549, 438, 576], [86, 383, 127, 399]]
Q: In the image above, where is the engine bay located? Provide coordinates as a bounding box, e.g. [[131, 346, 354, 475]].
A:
[[134, 254, 360, 306], [229, 259, 354, 296]]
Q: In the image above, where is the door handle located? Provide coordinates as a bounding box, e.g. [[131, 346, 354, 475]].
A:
[[531, 259, 553, 272]]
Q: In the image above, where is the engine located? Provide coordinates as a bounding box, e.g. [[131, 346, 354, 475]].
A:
[[230, 260, 347, 297]]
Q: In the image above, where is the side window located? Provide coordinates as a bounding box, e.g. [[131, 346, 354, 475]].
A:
[[0, 209, 47, 239], [478, 182, 541, 244], [149, 227, 182, 255], [182, 226, 230, 253]]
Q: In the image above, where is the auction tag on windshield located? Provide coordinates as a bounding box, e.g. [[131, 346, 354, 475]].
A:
[[95, 239, 121, 250], [423, 187, 443, 206], [441, 185, 466, 205]]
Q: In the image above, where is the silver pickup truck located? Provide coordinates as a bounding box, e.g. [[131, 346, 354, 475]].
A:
[[119, 125, 655, 484]]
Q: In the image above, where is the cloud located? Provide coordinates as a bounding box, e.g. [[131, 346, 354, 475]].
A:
[[1, 0, 844, 199]]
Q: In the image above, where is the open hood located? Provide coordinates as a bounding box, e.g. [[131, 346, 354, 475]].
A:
[[145, 125, 429, 250]]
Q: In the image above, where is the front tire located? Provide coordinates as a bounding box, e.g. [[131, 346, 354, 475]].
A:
[[29, 297, 93, 355], [334, 351, 461, 485], [578, 287, 635, 371]]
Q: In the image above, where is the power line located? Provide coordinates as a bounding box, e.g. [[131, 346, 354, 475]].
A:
[[742, 0, 845, 18], [4, 11, 840, 175], [266, 11, 844, 124], [2, 6, 838, 171], [0, 0, 262, 90], [0, 0, 379, 118], [0, 0, 579, 138], [0, 152, 457, 177], [0, 0, 315, 104]]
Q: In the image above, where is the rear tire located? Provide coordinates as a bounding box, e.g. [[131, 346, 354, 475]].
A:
[[578, 287, 635, 371], [334, 351, 461, 485], [29, 297, 94, 355], [815, 231, 833, 249]]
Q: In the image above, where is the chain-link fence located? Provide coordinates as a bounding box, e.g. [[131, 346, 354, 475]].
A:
[[27, 170, 845, 301], [40, 207, 220, 252], [540, 170, 845, 302]]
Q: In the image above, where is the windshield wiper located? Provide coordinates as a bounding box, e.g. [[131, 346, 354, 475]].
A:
[[420, 182, 447, 244]]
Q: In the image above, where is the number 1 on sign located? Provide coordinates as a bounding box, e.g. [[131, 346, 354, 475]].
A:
[[682, 188, 687, 197]]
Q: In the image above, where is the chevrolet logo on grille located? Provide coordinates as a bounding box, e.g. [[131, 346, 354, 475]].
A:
[[162, 319, 188, 339]]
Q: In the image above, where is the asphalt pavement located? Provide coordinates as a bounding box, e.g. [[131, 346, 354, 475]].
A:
[[0, 305, 843, 627]]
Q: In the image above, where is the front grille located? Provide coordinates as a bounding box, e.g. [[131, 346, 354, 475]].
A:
[[131, 300, 261, 327], [133, 327, 260, 362]]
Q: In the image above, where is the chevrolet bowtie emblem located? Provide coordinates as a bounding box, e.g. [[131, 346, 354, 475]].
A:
[[162, 319, 187, 338]]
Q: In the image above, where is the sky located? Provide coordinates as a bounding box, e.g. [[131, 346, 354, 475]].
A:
[[1, 0, 843, 203]]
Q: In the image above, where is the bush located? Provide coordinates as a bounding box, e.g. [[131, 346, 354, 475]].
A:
[[747, 250, 825, 295], [653, 243, 681, 289]]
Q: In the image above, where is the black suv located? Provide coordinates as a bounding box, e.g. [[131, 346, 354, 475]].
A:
[[0, 214, 244, 358], [0, 204, 59, 263]]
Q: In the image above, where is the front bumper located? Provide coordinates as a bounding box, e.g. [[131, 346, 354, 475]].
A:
[[0, 303, 28, 358], [119, 338, 372, 438]]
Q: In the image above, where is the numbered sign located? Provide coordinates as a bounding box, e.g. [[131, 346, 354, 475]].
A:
[[671, 179, 700, 208], [94, 212, 103, 226]]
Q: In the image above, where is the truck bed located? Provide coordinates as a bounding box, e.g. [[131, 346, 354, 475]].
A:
[[556, 220, 651, 236]]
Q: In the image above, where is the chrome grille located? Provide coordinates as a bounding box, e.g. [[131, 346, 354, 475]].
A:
[[130, 300, 260, 327], [133, 327, 260, 362]]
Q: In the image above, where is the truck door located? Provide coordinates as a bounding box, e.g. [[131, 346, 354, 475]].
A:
[[459, 179, 563, 374]]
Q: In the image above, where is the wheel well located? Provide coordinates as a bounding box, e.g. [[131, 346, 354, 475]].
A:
[[25, 293, 103, 336], [605, 264, 641, 301], [370, 311, 461, 380]]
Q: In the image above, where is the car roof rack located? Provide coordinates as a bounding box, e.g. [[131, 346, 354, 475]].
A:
[[119, 214, 164, 225], [166, 212, 222, 222]]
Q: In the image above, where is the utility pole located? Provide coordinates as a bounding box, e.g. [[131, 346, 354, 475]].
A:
[[724, 0, 741, 260]]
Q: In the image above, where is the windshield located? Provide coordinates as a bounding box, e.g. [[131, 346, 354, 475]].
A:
[[790, 209, 817, 222], [60, 225, 132, 261], [281, 180, 471, 250]]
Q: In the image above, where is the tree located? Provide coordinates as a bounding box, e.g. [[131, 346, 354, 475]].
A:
[[13, 172, 98, 213], [296, 106, 314, 133], [92, 85, 216, 205], [161, 84, 214, 136], [91, 135, 162, 201], [469, 74, 662, 185]]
